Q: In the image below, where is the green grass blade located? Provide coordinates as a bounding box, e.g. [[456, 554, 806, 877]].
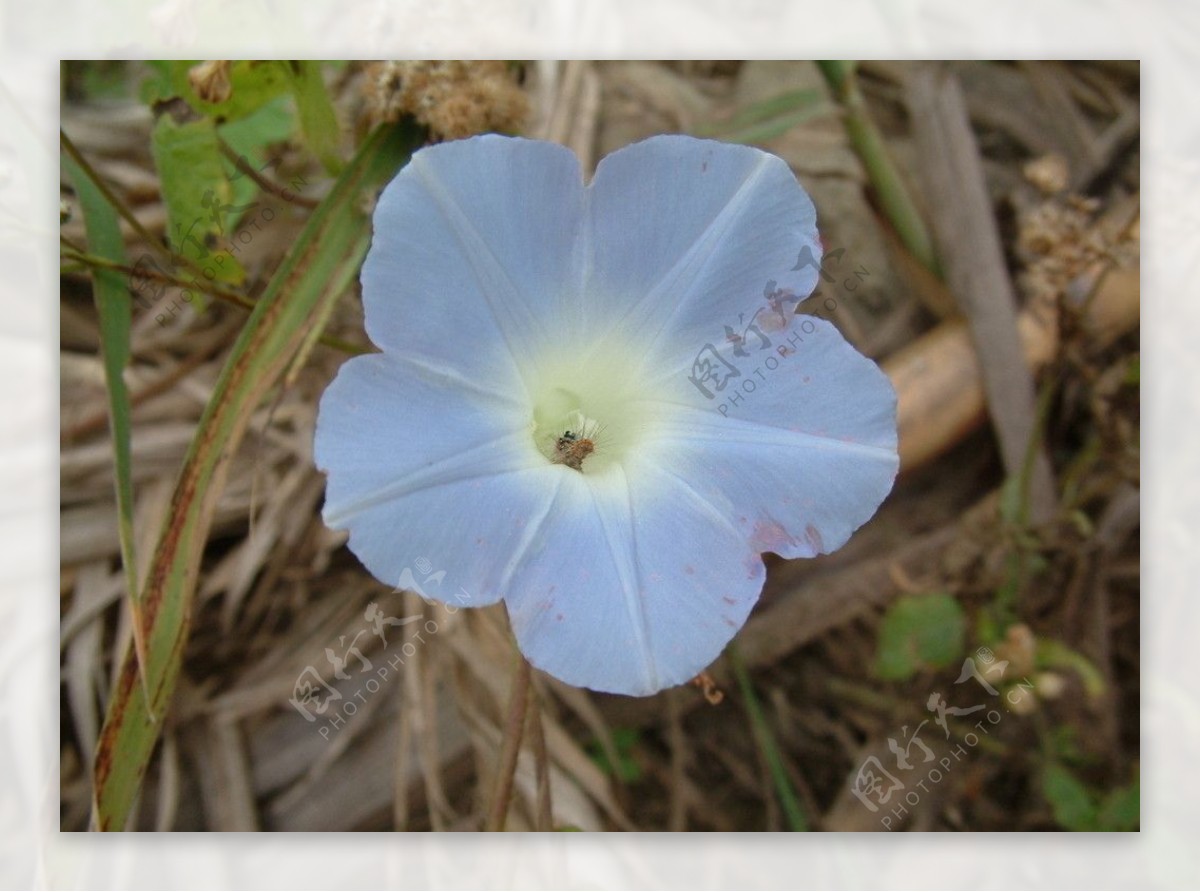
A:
[[90, 120, 424, 831], [729, 646, 809, 831], [720, 103, 836, 146], [697, 87, 833, 145], [818, 60, 940, 275], [61, 145, 144, 681]]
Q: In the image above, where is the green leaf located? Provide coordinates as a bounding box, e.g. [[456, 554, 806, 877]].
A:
[[875, 593, 967, 680], [143, 61, 340, 190], [281, 61, 343, 175], [1097, 778, 1140, 831], [150, 115, 246, 286], [218, 94, 296, 155], [1045, 724, 1089, 765], [138, 60, 175, 107], [142, 60, 290, 123], [586, 727, 642, 783], [217, 96, 297, 206], [61, 144, 142, 681], [71, 60, 133, 101], [1043, 762, 1098, 830], [90, 120, 426, 831]]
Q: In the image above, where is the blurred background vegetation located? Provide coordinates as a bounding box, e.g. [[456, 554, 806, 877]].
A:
[[60, 60, 1139, 831]]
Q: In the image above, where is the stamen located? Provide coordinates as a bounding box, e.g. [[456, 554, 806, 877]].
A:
[[552, 429, 596, 471]]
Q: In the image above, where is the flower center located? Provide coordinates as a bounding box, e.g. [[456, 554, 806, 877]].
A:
[[527, 337, 666, 476]]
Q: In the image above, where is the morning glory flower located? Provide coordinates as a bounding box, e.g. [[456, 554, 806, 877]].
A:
[[315, 134, 898, 696]]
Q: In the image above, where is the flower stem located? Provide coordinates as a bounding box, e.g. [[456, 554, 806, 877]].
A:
[[527, 679, 553, 830], [61, 238, 256, 311], [62, 233, 371, 357], [817, 60, 941, 276], [61, 129, 207, 281], [485, 652, 532, 831]]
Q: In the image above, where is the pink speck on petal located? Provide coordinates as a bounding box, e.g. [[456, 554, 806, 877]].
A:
[[759, 312, 788, 334], [684, 565, 695, 575], [722, 596, 736, 605], [742, 552, 763, 579], [750, 517, 796, 553]]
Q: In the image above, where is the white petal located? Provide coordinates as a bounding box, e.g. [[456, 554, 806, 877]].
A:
[[361, 135, 586, 393], [315, 352, 556, 606], [584, 135, 822, 375], [639, 316, 898, 561], [505, 455, 766, 696]]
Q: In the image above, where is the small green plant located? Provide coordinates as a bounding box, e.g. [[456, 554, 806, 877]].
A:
[[1043, 762, 1139, 831], [875, 592, 967, 680]]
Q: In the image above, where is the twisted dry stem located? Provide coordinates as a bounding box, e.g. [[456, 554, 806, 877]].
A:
[[484, 652, 532, 831]]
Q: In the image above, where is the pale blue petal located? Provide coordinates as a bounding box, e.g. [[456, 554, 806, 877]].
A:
[[320, 135, 897, 697], [584, 135, 821, 375], [315, 352, 557, 606], [638, 316, 898, 561], [361, 135, 586, 392], [504, 455, 765, 696]]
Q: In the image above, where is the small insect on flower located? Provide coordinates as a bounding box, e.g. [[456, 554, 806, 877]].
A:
[[552, 429, 595, 471], [554, 420, 609, 475]]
